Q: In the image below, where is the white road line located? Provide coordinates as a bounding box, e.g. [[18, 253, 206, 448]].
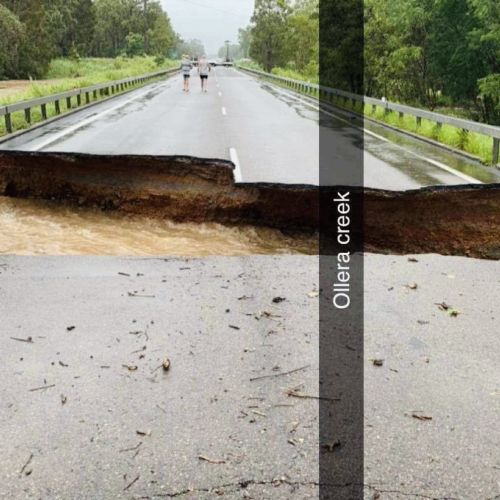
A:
[[266, 83, 482, 184], [229, 147, 242, 183], [221, 107, 227, 116], [30, 83, 166, 151], [218, 91, 222, 97]]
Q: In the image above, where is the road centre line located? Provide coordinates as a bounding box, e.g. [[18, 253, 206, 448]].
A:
[[29, 83, 167, 152], [229, 147, 242, 183], [263, 82, 482, 185]]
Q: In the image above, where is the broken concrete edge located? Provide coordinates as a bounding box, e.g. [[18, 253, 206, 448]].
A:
[[0, 151, 499, 260]]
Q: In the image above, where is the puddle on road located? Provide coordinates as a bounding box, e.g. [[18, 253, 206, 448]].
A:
[[0, 196, 317, 256]]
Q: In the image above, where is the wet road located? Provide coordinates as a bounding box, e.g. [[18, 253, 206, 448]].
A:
[[1, 67, 497, 189]]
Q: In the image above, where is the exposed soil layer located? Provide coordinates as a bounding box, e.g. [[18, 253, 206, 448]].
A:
[[0, 151, 498, 259]]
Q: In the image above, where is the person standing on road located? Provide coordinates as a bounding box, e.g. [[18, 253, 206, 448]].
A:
[[198, 56, 211, 93], [181, 55, 193, 92]]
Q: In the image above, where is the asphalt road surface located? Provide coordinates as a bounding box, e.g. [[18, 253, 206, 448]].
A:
[[1, 254, 499, 499], [1, 67, 497, 189]]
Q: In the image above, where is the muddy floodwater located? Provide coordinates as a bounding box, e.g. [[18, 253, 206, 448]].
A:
[[0, 197, 317, 256]]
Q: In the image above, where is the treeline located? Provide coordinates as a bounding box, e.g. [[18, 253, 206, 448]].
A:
[[0, 0, 180, 79], [245, 0, 498, 124], [239, 0, 318, 79], [364, 0, 499, 123]]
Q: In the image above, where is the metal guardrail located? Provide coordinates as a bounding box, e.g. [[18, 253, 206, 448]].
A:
[[239, 66, 500, 164], [0, 67, 179, 135]]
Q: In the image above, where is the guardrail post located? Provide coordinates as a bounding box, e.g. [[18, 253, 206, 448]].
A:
[[416, 116, 422, 127], [24, 108, 31, 124], [77, 94, 81, 106], [55, 100, 61, 114], [493, 138, 499, 165], [66, 97, 72, 109], [93, 90, 97, 99], [85, 92, 90, 104], [41, 103, 47, 120], [399, 111, 404, 119], [5, 113, 12, 134]]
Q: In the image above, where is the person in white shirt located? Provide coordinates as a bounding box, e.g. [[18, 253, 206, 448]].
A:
[[197, 56, 211, 93], [181, 55, 193, 92]]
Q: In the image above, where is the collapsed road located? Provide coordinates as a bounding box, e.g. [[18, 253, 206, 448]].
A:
[[1, 65, 499, 500], [0, 151, 499, 259]]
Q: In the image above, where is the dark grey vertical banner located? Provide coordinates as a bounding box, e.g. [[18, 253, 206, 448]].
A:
[[319, 0, 364, 498]]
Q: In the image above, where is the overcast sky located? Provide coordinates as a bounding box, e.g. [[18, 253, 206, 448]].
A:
[[161, 0, 254, 55]]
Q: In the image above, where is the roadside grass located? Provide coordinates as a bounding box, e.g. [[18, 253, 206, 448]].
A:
[[0, 57, 178, 106], [0, 57, 178, 137], [336, 97, 494, 164], [238, 63, 495, 165]]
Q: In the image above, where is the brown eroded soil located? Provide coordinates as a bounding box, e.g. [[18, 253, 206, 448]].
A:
[[0, 151, 498, 259]]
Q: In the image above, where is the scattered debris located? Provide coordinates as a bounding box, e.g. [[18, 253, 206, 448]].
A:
[[66, 326, 76, 331], [123, 364, 138, 371], [58, 361, 69, 367], [272, 297, 286, 303], [251, 410, 267, 417], [156, 404, 167, 414], [406, 283, 418, 290], [128, 292, 155, 298], [321, 440, 342, 453], [229, 325, 240, 330], [19, 453, 33, 476], [119, 442, 142, 453], [162, 358, 171, 371], [60, 394, 67, 405], [408, 257, 419, 262], [10, 336, 33, 343], [198, 455, 226, 464], [417, 320, 430, 325], [29, 384, 56, 392], [371, 358, 384, 367], [250, 365, 310, 382], [411, 413, 433, 421], [436, 302, 461, 317], [255, 311, 281, 321], [238, 295, 253, 301], [307, 291, 319, 298], [136, 430, 151, 437], [286, 388, 339, 402], [124, 474, 140, 491], [118, 272, 130, 277]]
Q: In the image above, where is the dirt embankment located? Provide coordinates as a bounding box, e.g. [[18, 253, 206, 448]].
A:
[[0, 151, 499, 259]]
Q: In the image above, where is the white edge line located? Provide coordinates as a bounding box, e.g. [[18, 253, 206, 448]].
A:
[[221, 107, 227, 116], [266, 83, 482, 185], [229, 147, 242, 183], [30, 83, 165, 151]]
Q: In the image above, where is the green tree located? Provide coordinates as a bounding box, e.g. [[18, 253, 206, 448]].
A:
[[0, 4, 25, 79], [238, 27, 252, 59], [249, 0, 290, 72], [125, 32, 144, 56]]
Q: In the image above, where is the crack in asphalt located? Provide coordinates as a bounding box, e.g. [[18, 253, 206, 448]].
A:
[[365, 484, 461, 499], [135, 479, 322, 498]]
